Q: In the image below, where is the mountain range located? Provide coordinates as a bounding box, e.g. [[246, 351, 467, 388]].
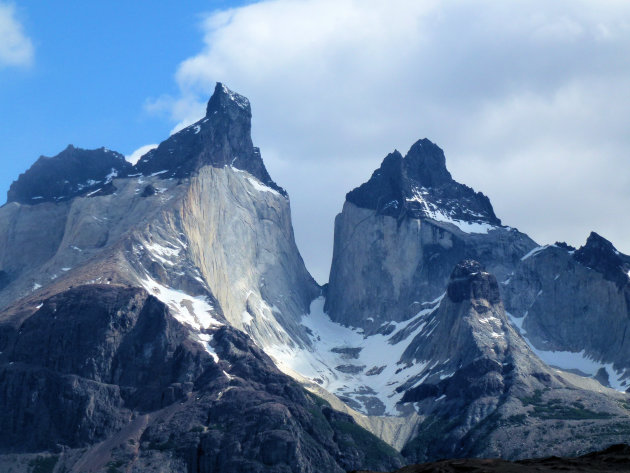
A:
[[1, 83, 629, 473]]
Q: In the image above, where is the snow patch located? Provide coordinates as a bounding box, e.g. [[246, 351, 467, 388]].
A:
[[265, 296, 443, 415], [529, 346, 628, 391], [406, 187, 496, 234], [104, 168, 118, 183], [521, 245, 554, 261], [242, 311, 253, 325], [144, 241, 182, 266], [244, 175, 280, 196], [85, 188, 102, 197], [198, 333, 219, 363], [221, 84, 250, 110], [139, 275, 221, 331], [507, 311, 628, 391]]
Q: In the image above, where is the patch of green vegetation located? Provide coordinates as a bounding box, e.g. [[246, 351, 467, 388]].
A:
[[208, 422, 226, 432], [332, 419, 401, 465], [28, 456, 58, 473], [106, 460, 125, 473], [536, 404, 611, 420], [189, 425, 204, 433], [401, 414, 461, 460], [307, 392, 332, 408], [307, 405, 330, 436], [464, 411, 503, 455], [519, 391, 612, 420], [519, 389, 543, 406], [149, 439, 176, 451], [505, 413, 527, 425]]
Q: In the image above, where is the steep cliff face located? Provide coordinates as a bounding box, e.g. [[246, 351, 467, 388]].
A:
[[325, 140, 535, 330], [180, 165, 318, 348], [503, 234, 630, 390]]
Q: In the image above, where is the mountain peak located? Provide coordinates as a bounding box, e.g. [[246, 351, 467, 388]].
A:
[[345, 139, 500, 226], [6, 146, 131, 205], [206, 82, 251, 117], [574, 232, 630, 286], [133, 83, 285, 195], [447, 259, 501, 304], [405, 138, 452, 187]]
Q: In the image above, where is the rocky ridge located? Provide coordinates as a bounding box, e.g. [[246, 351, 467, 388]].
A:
[[6, 145, 132, 205], [503, 233, 630, 390]]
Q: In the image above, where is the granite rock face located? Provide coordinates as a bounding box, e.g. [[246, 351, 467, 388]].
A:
[[325, 141, 535, 330], [503, 233, 630, 389]]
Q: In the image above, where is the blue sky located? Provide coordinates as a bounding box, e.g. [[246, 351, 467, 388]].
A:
[[2, 1, 630, 282], [0, 1, 249, 195]]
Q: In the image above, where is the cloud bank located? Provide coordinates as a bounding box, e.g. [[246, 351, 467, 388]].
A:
[[149, 0, 630, 282], [126, 144, 159, 165], [0, 3, 33, 67]]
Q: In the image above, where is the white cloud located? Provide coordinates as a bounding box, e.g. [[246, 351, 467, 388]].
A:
[[126, 144, 158, 165], [0, 3, 33, 67], [151, 0, 630, 282]]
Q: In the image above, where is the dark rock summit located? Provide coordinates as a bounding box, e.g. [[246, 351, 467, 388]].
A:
[[346, 139, 500, 225], [574, 231, 630, 287], [134, 82, 285, 195], [6, 145, 132, 204], [447, 260, 501, 304]]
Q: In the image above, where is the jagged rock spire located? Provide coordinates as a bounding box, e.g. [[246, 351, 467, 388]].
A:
[[134, 83, 285, 195], [345, 138, 500, 225]]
